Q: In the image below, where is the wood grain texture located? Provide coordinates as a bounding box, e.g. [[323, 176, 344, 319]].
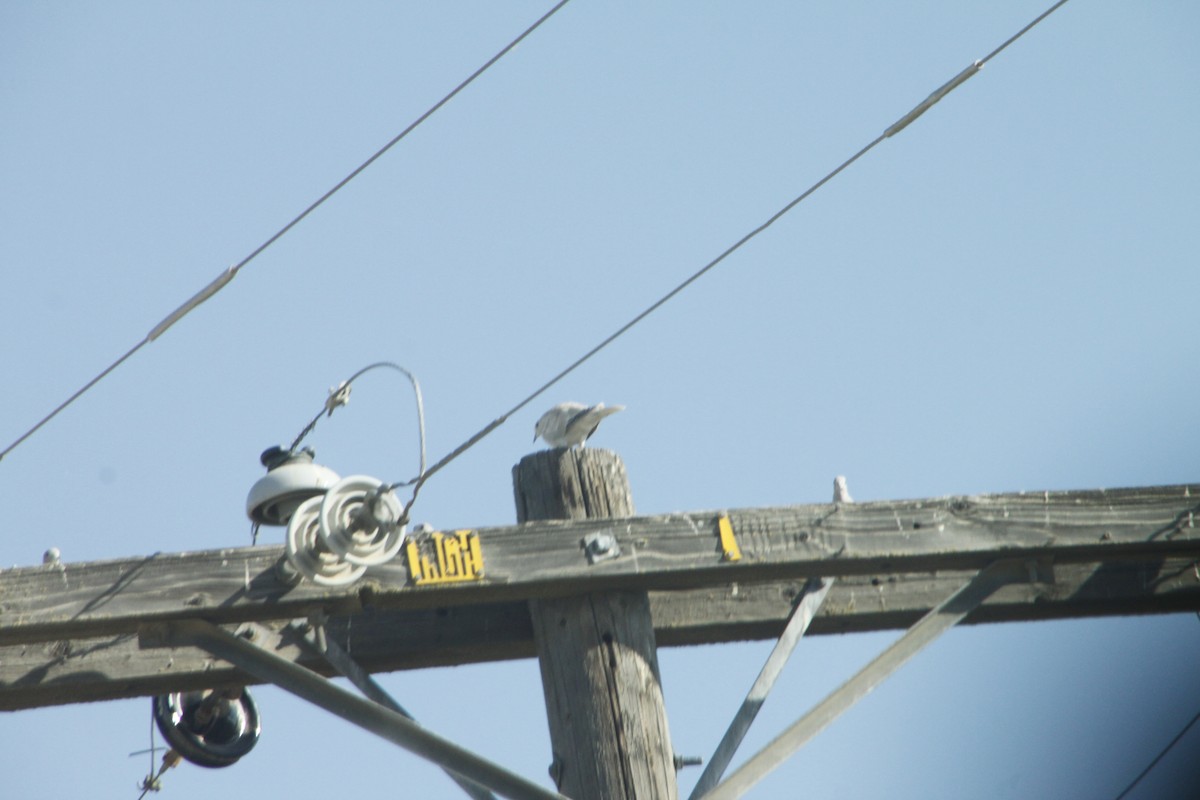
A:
[[1, 484, 1197, 650], [2, 558, 1197, 710], [530, 591, 676, 800], [518, 448, 676, 800], [513, 447, 635, 522]]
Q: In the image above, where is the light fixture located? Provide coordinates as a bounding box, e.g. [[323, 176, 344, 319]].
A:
[[152, 689, 261, 768], [246, 446, 341, 526]]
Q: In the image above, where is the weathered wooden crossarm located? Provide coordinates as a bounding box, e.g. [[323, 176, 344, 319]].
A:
[[2, 557, 1198, 711], [1, 484, 1197, 650]]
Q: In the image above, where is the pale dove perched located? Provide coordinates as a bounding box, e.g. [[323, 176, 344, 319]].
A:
[[534, 402, 624, 448]]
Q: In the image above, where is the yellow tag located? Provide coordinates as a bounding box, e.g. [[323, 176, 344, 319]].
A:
[[405, 530, 485, 585], [717, 515, 742, 562]]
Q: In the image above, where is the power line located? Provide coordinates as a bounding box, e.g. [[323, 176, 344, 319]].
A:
[[983, 0, 1070, 64], [0, 0, 572, 465], [1112, 706, 1200, 800], [287, 361, 427, 479], [398, 0, 1073, 494]]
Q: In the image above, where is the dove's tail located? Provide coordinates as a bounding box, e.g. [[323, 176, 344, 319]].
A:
[[591, 403, 624, 419]]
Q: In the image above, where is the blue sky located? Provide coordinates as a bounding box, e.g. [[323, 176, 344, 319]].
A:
[[2, 2, 1199, 798]]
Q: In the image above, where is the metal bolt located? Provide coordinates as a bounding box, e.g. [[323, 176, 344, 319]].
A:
[[582, 531, 621, 564]]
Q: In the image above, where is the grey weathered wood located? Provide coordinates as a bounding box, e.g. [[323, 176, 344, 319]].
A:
[[517, 448, 677, 800], [1, 484, 1197, 651], [2, 557, 1198, 711], [512, 446, 635, 522]]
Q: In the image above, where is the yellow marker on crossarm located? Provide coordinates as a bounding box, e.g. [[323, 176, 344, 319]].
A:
[[405, 530, 486, 585], [718, 515, 742, 562]]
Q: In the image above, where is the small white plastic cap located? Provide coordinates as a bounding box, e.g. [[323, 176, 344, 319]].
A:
[[246, 452, 341, 526]]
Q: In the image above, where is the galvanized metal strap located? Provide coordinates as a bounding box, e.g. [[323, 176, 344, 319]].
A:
[[152, 619, 567, 800], [688, 577, 833, 798], [703, 560, 1047, 799], [286, 620, 499, 800]]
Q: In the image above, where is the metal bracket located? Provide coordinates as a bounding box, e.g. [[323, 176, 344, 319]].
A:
[[282, 618, 498, 800], [689, 577, 834, 799], [140, 619, 566, 800], [702, 559, 1048, 799], [582, 530, 621, 564]]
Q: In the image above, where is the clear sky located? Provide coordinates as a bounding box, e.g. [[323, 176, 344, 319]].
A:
[[2, 2, 1198, 798]]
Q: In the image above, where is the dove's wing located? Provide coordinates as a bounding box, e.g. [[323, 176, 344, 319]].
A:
[[535, 402, 622, 447], [536, 402, 588, 446], [563, 404, 624, 446]]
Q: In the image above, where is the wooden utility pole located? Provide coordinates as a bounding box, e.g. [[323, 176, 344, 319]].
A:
[[514, 448, 677, 800]]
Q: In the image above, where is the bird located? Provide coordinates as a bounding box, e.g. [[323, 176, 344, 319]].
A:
[[534, 402, 624, 449], [833, 476, 853, 503]]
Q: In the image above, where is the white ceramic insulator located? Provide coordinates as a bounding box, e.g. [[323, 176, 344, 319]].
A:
[[285, 496, 367, 587], [318, 475, 407, 567]]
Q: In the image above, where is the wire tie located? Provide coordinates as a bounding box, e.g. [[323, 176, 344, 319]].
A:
[[325, 381, 351, 417], [885, 60, 983, 138], [146, 266, 239, 342]]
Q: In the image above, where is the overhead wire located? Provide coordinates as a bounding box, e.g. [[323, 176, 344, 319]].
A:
[[133, 717, 180, 800], [982, 0, 1070, 64], [84, 4, 1195, 795], [1111, 706, 1200, 800], [0, 0, 572, 465], [391, 0, 1074, 502], [289, 360, 427, 481], [11, 0, 1070, 503]]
